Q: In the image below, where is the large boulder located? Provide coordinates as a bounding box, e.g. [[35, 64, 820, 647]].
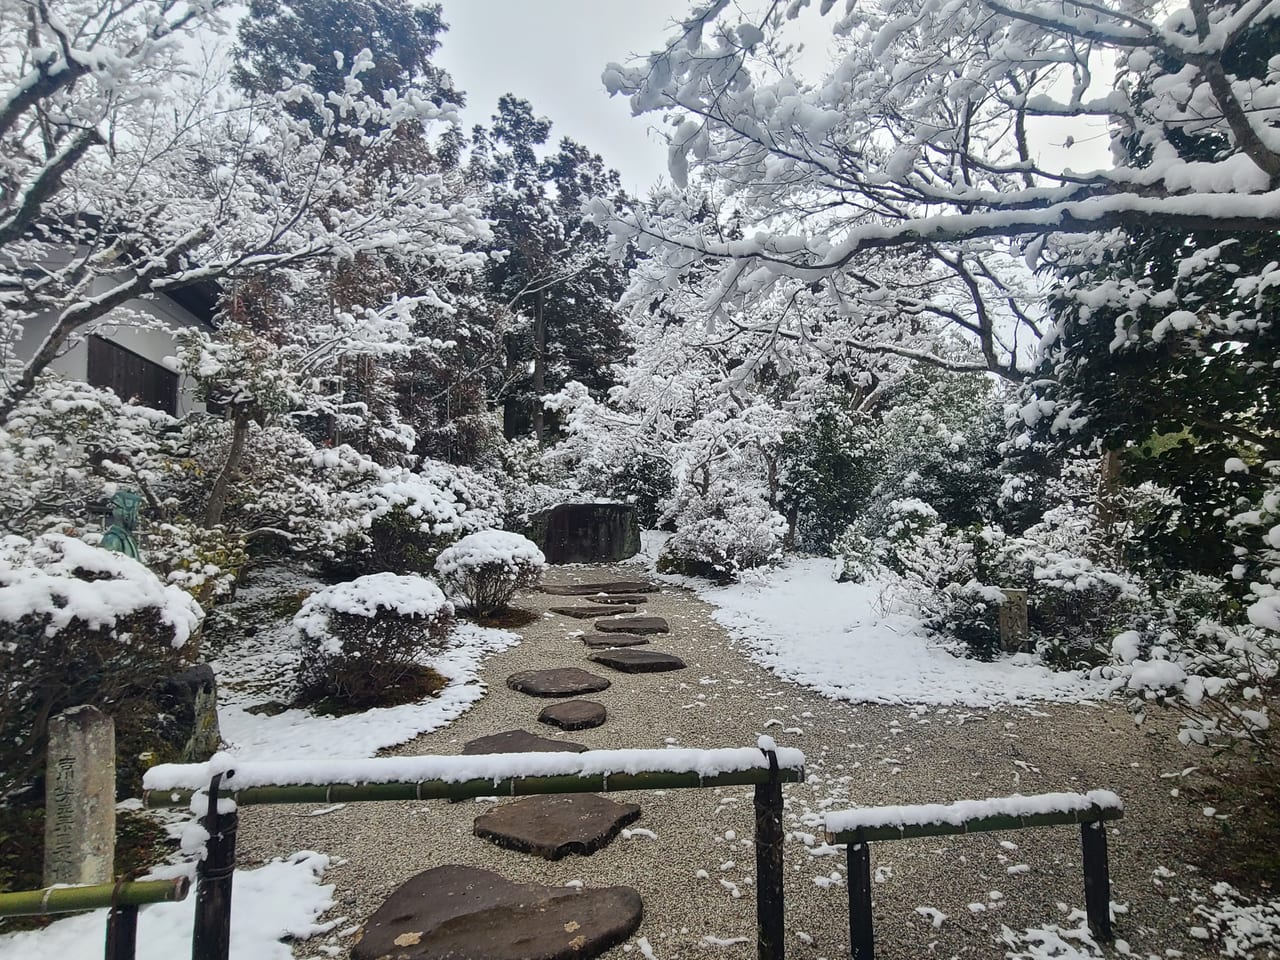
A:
[[526, 503, 641, 565]]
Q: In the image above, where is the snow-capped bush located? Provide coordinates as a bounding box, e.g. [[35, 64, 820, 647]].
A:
[[658, 482, 787, 582], [434, 530, 545, 615], [146, 521, 248, 608], [0, 533, 203, 797], [292, 573, 454, 709]]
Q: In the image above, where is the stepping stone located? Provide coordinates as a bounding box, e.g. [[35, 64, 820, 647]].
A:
[[474, 795, 642, 860], [586, 594, 648, 605], [549, 604, 636, 619], [541, 580, 659, 596], [594, 616, 669, 635], [352, 864, 642, 960], [508, 668, 611, 697], [463, 729, 587, 754], [588, 649, 687, 674], [581, 633, 649, 649], [538, 700, 607, 731]]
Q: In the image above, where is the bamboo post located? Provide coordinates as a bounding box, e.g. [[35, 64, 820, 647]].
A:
[[192, 774, 238, 960], [847, 840, 875, 960], [753, 748, 785, 960], [1081, 821, 1112, 941], [0, 878, 188, 917]]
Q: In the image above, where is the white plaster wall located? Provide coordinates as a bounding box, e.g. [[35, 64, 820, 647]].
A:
[[14, 270, 211, 416]]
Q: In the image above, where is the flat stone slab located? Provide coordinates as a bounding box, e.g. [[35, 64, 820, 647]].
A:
[[549, 604, 636, 619], [588, 649, 687, 674], [463, 729, 587, 755], [585, 594, 648, 605], [538, 700, 607, 731], [352, 864, 642, 960], [508, 668, 611, 698], [541, 580, 659, 596], [474, 795, 642, 860], [581, 633, 649, 649], [593, 616, 669, 635]]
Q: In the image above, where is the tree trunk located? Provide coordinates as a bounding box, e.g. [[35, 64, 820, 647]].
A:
[[532, 288, 546, 445], [204, 407, 252, 527]]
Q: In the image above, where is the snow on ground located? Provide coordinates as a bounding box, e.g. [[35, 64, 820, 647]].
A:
[[217, 620, 519, 761], [0, 853, 334, 960], [697, 558, 1107, 707], [208, 566, 519, 761]]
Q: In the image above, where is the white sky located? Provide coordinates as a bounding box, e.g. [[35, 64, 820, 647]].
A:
[[434, 1, 692, 197], [433, 1, 1112, 196]]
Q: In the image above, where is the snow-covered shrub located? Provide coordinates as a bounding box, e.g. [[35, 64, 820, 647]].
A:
[[0, 534, 203, 797], [833, 499, 942, 582], [1103, 466, 1279, 764], [292, 573, 454, 709], [434, 531, 545, 615], [658, 482, 787, 582], [145, 521, 248, 608]]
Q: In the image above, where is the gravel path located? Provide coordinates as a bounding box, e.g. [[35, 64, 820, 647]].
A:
[[237, 566, 1221, 959]]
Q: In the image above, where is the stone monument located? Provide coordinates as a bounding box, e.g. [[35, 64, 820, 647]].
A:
[[43, 705, 116, 886]]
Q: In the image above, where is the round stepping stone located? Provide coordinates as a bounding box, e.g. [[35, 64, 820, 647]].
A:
[[549, 604, 636, 619], [541, 580, 659, 596], [352, 864, 642, 960], [594, 616, 669, 635], [507, 668, 611, 697], [463, 729, 587, 754], [588, 648, 687, 673], [581, 632, 649, 649], [474, 794, 642, 860], [538, 700, 607, 731]]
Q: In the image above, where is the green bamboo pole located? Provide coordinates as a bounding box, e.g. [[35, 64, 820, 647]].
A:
[[826, 805, 1123, 845], [143, 765, 806, 809], [0, 878, 190, 917]]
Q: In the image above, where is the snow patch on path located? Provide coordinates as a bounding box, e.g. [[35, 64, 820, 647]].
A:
[[218, 621, 519, 761], [699, 558, 1105, 707]]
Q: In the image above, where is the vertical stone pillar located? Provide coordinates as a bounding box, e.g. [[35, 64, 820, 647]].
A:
[[43, 705, 116, 886], [998, 588, 1029, 652]]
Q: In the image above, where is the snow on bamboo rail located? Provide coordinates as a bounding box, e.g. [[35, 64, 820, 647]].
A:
[[823, 790, 1123, 843], [141, 744, 807, 808]]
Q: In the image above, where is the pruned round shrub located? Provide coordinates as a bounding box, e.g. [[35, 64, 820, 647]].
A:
[[292, 573, 453, 710], [434, 530, 545, 616], [657, 482, 786, 582], [0, 534, 203, 798]]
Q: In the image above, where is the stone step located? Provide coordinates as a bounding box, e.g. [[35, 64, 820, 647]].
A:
[[593, 616, 669, 635], [583, 594, 648, 605], [549, 604, 636, 619], [541, 580, 659, 596], [352, 865, 642, 960], [474, 794, 642, 860], [538, 700, 607, 731], [580, 633, 649, 649], [588, 649, 688, 674], [507, 668, 611, 697], [462, 729, 587, 754]]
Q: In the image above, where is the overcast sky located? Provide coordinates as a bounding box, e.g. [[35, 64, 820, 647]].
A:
[[432, 1, 1112, 196], [433, 1, 692, 196]]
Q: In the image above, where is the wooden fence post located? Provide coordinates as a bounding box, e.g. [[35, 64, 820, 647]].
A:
[[753, 748, 785, 960], [192, 773, 238, 960], [847, 840, 875, 960], [1081, 821, 1112, 941]]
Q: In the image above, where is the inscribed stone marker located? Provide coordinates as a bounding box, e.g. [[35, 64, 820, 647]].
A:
[[999, 588, 1029, 651], [43, 705, 115, 886]]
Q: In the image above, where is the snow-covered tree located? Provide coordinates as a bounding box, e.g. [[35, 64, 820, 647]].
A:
[[0, 0, 489, 423]]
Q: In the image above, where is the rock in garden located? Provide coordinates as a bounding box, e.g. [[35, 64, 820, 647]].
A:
[[582, 594, 648, 605], [580, 633, 649, 649], [588, 649, 687, 674], [473, 795, 642, 860], [462, 729, 587, 754], [527, 503, 641, 564], [352, 864, 643, 960], [541, 580, 659, 596], [537, 700, 607, 731], [593, 616, 669, 635], [548, 604, 636, 619], [507, 668, 611, 697]]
